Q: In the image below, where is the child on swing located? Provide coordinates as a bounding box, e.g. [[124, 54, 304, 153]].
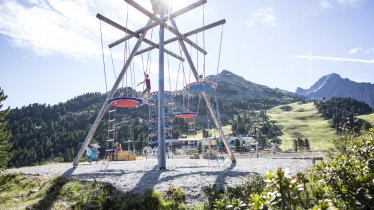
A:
[[137, 73, 151, 98]]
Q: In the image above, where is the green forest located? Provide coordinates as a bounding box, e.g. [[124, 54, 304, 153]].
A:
[[2, 86, 373, 168], [3, 88, 292, 168], [315, 97, 373, 133]]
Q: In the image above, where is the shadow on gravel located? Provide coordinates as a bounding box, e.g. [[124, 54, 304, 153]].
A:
[[214, 160, 241, 187], [157, 161, 258, 188], [69, 169, 127, 179], [132, 165, 164, 193], [62, 167, 76, 177]]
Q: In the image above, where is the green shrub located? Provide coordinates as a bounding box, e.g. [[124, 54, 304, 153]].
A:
[[165, 185, 186, 204], [314, 129, 374, 209], [245, 169, 317, 209], [202, 184, 224, 209], [280, 105, 292, 111]]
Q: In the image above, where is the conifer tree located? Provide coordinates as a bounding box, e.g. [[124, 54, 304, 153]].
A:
[[0, 88, 12, 168]]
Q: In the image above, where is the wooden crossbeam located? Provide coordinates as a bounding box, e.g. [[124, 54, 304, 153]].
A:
[[110, 0, 207, 48], [97, 13, 184, 61], [136, 19, 226, 56], [125, 0, 207, 55]]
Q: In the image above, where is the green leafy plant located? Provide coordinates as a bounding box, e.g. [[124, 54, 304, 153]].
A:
[[314, 129, 374, 209]]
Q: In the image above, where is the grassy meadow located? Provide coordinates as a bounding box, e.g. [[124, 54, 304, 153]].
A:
[[358, 113, 374, 125], [268, 102, 337, 151]]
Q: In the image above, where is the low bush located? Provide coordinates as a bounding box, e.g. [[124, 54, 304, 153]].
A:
[[198, 130, 374, 209]]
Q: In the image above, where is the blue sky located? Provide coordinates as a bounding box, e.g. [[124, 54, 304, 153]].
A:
[[1, 0, 373, 109]]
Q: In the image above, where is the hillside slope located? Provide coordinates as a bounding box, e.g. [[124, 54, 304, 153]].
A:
[[358, 113, 374, 125], [268, 102, 337, 150]]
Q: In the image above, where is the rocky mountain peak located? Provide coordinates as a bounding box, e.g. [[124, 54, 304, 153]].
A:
[[295, 73, 374, 107]]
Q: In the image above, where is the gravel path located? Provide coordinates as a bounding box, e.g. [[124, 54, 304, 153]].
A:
[[6, 155, 321, 207]]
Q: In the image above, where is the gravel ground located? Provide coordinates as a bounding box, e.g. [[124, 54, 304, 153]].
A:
[[6, 154, 323, 207]]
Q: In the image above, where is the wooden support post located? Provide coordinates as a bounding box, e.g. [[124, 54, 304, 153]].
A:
[[72, 18, 154, 167], [125, 0, 207, 55], [110, 0, 207, 48], [97, 14, 184, 61], [169, 19, 236, 162]]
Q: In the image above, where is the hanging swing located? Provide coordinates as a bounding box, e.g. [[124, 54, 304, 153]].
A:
[[108, 97, 144, 108], [174, 51, 199, 119], [101, 7, 145, 110], [175, 111, 198, 119], [148, 91, 173, 101], [185, 81, 217, 93]]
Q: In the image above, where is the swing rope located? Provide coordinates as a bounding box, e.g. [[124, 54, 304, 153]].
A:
[[214, 24, 224, 84], [202, 4, 206, 79], [99, 20, 108, 94], [195, 33, 199, 78], [167, 54, 172, 92], [146, 28, 154, 76], [110, 49, 117, 80], [211, 24, 225, 132], [139, 27, 153, 97]]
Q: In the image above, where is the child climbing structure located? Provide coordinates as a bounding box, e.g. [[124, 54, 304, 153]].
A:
[[72, 0, 235, 169]]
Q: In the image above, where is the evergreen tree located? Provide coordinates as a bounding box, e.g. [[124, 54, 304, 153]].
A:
[[0, 88, 12, 168], [304, 138, 310, 150]]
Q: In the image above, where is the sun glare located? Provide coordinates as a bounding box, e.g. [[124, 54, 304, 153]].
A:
[[164, 0, 188, 11]]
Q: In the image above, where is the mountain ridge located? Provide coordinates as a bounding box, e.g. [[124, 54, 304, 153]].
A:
[[296, 73, 374, 107], [205, 70, 301, 102]]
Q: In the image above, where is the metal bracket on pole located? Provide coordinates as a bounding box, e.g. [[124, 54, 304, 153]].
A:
[[169, 19, 236, 162], [72, 18, 154, 167], [110, 0, 207, 48], [125, 0, 207, 55]]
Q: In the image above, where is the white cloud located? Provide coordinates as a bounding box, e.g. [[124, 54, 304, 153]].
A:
[[348, 47, 374, 55], [319, 0, 364, 9], [247, 7, 276, 28], [349, 47, 363, 54], [337, 0, 363, 7], [292, 54, 374, 64], [364, 48, 374, 55], [320, 0, 334, 9], [0, 0, 150, 60]]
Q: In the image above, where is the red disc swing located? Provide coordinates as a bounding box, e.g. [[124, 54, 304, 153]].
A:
[[108, 97, 144, 108], [175, 111, 198, 119]]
